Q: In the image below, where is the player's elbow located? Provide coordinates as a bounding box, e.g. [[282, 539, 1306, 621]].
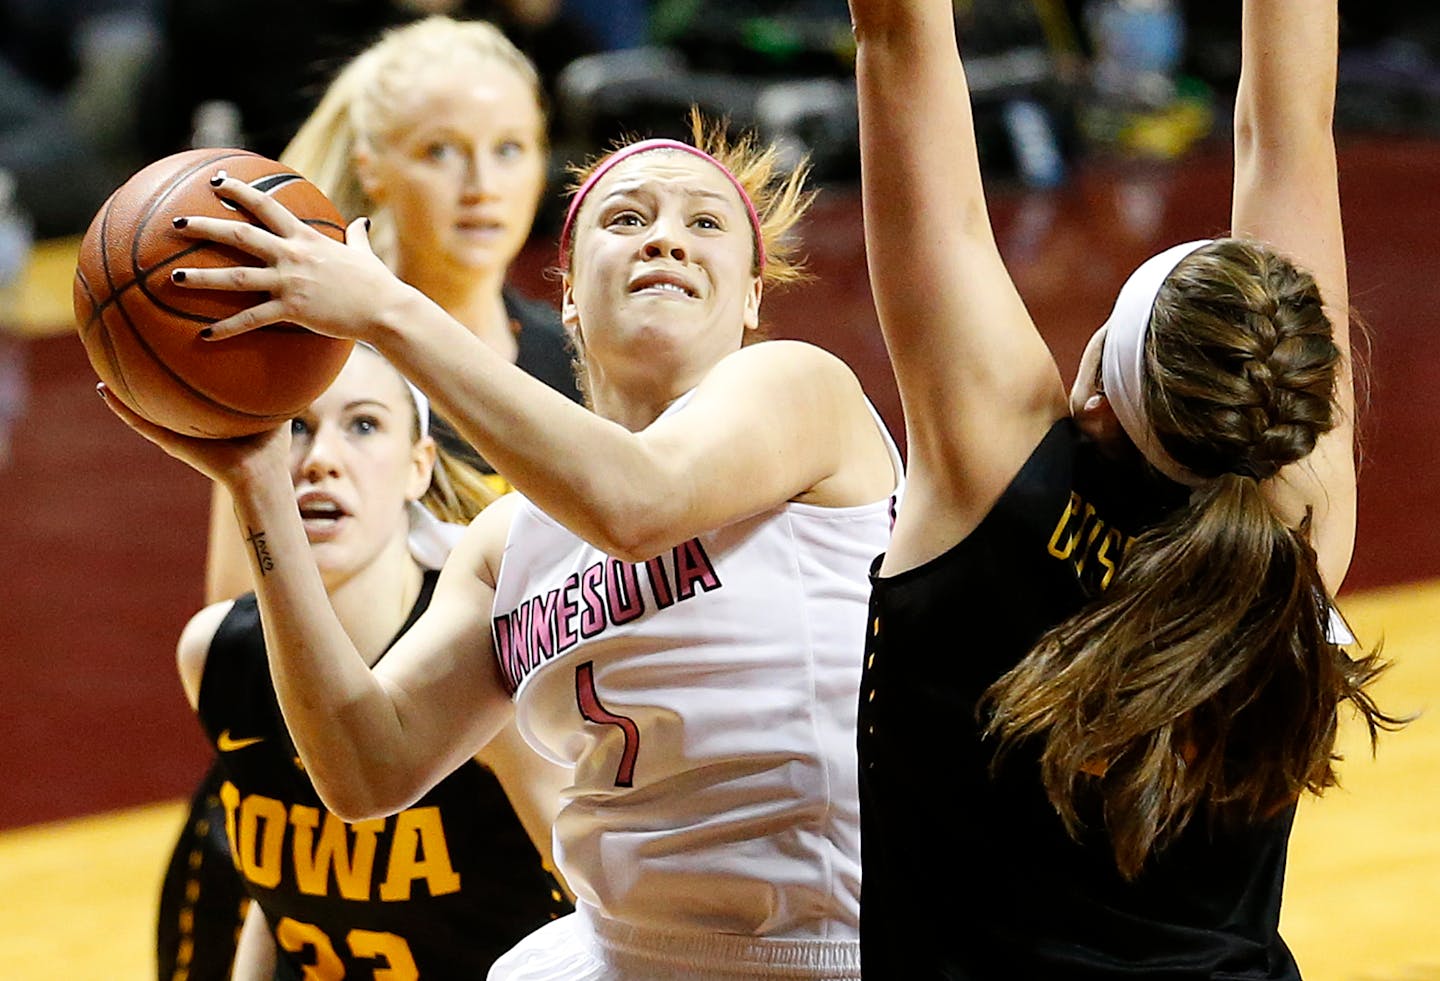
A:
[[1233, 100, 1335, 167], [850, 3, 924, 45], [309, 767, 414, 824], [572, 468, 689, 563], [1313, 515, 1357, 599], [586, 506, 677, 565], [312, 783, 382, 824]]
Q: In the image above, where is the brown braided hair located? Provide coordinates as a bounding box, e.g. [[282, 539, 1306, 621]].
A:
[[984, 239, 1402, 879]]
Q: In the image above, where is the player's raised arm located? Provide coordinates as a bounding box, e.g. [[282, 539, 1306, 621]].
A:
[[849, 0, 1067, 566], [1231, 0, 1354, 590], [173, 137, 892, 565]]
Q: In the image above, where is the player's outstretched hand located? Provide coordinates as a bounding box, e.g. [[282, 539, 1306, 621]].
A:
[[167, 173, 417, 343]]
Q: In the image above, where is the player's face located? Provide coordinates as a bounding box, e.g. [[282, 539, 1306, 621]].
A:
[[561, 151, 762, 392], [289, 348, 434, 583], [361, 58, 546, 278]]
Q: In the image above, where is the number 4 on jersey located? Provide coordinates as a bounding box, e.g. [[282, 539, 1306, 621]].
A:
[[575, 661, 640, 787]]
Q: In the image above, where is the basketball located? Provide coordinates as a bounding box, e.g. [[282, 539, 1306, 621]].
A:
[[73, 148, 355, 438]]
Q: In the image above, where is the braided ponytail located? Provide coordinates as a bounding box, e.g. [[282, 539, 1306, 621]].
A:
[[984, 239, 1400, 878], [1147, 240, 1339, 483]]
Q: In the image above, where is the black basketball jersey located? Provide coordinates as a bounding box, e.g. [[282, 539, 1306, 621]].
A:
[[859, 419, 1302, 980], [197, 570, 571, 979], [508, 288, 582, 405]]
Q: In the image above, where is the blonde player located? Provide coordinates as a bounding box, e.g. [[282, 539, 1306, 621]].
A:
[[176, 346, 571, 978], [158, 21, 581, 978]]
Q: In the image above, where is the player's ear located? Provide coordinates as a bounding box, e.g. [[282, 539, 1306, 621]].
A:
[[561, 274, 579, 333], [352, 139, 385, 202], [1076, 393, 1124, 446], [742, 275, 762, 332], [407, 434, 438, 502]]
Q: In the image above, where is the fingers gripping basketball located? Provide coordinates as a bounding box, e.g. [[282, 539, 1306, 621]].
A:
[[73, 148, 354, 438]]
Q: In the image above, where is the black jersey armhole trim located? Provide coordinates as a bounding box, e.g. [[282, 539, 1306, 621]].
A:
[[871, 418, 1075, 588]]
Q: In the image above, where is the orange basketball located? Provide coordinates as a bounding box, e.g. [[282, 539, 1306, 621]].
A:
[[73, 148, 355, 438]]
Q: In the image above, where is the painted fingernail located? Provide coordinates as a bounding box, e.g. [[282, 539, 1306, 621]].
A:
[[199, 327, 213, 339], [172, 216, 189, 229], [171, 269, 187, 283], [209, 170, 228, 187]]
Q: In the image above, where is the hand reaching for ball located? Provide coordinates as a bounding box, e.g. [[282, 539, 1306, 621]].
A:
[[171, 173, 420, 344], [74, 149, 355, 438], [97, 381, 292, 493]]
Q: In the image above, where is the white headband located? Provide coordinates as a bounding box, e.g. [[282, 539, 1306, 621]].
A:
[[402, 377, 430, 438], [1100, 239, 1214, 487], [383, 354, 461, 567], [355, 342, 430, 438], [398, 380, 468, 569]]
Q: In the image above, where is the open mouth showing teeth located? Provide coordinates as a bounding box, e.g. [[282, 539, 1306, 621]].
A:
[[635, 281, 696, 298], [299, 501, 346, 522]]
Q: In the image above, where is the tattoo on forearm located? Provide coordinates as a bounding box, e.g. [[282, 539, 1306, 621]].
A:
[[245, 526, 275, 575]]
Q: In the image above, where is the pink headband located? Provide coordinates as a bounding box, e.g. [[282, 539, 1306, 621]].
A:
[[557, 138, 766, 272]]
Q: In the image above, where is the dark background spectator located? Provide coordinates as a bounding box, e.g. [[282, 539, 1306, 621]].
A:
[[4, 1, 1440, 240]]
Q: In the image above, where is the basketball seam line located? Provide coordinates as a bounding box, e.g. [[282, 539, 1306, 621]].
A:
[[86, 150, 345, 430]]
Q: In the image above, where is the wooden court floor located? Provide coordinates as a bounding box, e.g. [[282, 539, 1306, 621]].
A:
[[1, 579, 1434, 980], [1, 134, 1436, 977]]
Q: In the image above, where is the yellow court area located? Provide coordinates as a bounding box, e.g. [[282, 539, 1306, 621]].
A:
[[10, 236, 81, 339], [1281, 579, 1440, 981], [1, 580, 1437, 981]]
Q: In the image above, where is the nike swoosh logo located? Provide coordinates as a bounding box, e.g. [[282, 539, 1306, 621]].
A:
[[217, 730, 265, 752]]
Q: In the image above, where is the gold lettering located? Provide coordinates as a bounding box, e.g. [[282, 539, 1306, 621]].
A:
[[379, 807, 461, 900], [349, 928, 420, 980], [1095, 528, 1125, 589], [1048, 491, 1142, 593], [219, 790, 462, 904], [290, 804, 384, 901], [1073, 511, 1105, 578], [219, 780, 242, 869], [274, 917, 344, 981], [238, 795, 287, 889], [1046, 492, 1085, 559]]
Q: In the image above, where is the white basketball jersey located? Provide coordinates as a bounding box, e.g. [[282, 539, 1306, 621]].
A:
[[490, 396, 901, 941]]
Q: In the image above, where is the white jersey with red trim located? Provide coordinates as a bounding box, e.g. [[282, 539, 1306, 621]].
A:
[[489, 397, 901, 942]]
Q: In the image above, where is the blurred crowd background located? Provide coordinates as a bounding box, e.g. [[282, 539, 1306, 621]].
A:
[[2, 12, 1438, 976], [2, 0, 1439, 471], [2, 0, 1440, 246]]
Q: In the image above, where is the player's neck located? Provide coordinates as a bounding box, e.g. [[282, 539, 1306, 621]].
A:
[[397, 262, 518, 364], [326, 542, 426, 666], [451, 292, 519, 365]]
